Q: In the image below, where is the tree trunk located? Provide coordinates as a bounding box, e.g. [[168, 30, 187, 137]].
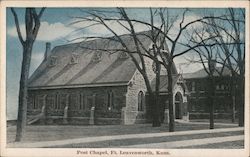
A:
[[208, 77, 214, 129], [15, 42, 33, 142], [230, 78, 236, 123], [209, 98, 214, 129], [152, 61, 161, 127], [11, 8, 44, 141], [148, 94, 158, 127], [149, 81, 161, 127], [238, 76, 244, 127], [152, 94, 161, 127], [167, 62, 174, 132], [231, 95, 236, 123]]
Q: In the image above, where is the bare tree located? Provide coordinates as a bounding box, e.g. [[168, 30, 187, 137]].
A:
[[11, 7, 45, 141], [72, 8, 223, 131], [186, 26, 227, 129], [207, 8, 245, 126], [145, 8, 220, 131], [186, 8, 245, 127]]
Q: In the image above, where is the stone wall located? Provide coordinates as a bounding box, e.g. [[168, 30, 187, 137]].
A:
[[125, 57, 155, 124], [27, 86, 127, 125]]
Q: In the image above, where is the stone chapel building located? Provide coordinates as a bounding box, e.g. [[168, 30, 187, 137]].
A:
[[27, 33, 189, 125]]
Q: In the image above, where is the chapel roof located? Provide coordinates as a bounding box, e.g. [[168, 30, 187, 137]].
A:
[[28, 32, 153, 89]]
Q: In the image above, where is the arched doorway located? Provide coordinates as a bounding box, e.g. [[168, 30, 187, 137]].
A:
[[175, 92, 183, 119]]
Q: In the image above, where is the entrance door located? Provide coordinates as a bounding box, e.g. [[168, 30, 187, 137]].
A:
[[175, 92, 183, 119]]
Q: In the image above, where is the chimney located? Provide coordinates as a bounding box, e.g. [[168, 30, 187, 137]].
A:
[[44, 42, 51, 60]]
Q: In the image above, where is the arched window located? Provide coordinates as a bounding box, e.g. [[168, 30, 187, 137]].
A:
[[138, 91, 144, 111], [107, 91, 114, 110]]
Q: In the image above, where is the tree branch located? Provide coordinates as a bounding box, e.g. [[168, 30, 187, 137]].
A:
[[10, 8, 25, 45], [38, 7, 46, 19]]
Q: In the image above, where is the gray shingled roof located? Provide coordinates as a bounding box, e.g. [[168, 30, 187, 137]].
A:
[[182, 67, 232, 79], [28, 33, 153, 88], [150, 74, 182, 92]]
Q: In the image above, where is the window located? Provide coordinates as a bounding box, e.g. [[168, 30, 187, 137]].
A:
[[69, 93, 79, 110], [55, 94, 67, 110], [48, 56, 58, 67], [107, 91, 114, 110], [28, 95, 34, 110], [224, 84, 229, 90], [55, 94, 60, 109], [196, 82, 200, 91], [33, 95, 37, 109], [46, 94, 56, 109], [58, 94, 67, 110], [216, 84, 220, 90], [86, 96, 93, 110], [69, 53, 79, 64], [79, 93, 85, 110], [165, 100, 169, 109], [192, 82, 195, 91], [200, 82, 205, 91], [138, 91, 145, 111], [36, 95, 45, 109], [221, 84, 224, 90]]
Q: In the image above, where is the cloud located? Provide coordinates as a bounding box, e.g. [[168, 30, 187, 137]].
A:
[[68, 17, 151, 41], [8, 21, 75, 42], [7, 12, 203, 44], [7, 12, 206, 46], [168, 13, 203, 40]]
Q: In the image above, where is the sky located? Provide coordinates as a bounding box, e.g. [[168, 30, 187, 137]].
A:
[[6, 7, 244, 120]]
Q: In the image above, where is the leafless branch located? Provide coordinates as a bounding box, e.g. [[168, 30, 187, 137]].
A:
[[10, 8, 24, 45]]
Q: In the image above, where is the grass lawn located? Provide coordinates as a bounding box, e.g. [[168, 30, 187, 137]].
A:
[[190, 119, 239, 124], [49, 131, 243, 148], [7, 122, 238, 143], [179, 140, 244, 149]]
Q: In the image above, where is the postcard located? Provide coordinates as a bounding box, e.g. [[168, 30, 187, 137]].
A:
[[0, 0, 249, 157]]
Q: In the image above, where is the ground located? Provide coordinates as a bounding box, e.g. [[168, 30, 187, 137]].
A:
[[6, 120, 244, 149]]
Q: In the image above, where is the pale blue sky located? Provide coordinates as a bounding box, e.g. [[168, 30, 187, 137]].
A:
[[6, 7, 244, 120]]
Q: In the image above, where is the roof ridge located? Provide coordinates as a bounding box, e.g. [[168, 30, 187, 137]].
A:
[[50, 30, 152, 51]]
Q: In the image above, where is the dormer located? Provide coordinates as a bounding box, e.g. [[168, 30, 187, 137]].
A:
[[69, 53, 79, 64], [48, 56, 58, 67], [119, 51, 129, 59], [91, 51, 102, 62]]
